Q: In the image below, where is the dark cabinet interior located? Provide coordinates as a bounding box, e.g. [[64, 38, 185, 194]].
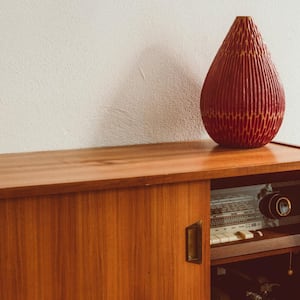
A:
[[211, 252, 300, 300], [212, 253, 300, 299]]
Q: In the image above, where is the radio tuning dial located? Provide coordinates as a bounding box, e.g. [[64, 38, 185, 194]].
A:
[[276, 196, 291, 217], [259, 192, 292, 219]]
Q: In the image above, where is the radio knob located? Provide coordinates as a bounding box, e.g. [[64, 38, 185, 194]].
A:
[[259, 192, 292, 219], [277, 196, 291, 216]]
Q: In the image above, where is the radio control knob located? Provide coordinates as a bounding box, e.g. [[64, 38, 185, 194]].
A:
[[277, 196, 291, 216], [259, 192, 292, 219]]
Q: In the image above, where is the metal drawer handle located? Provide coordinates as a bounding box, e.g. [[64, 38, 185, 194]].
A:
[[185, 221, 202, 264]]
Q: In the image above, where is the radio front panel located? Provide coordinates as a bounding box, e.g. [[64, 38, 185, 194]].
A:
[[210, 181, 300, 245]]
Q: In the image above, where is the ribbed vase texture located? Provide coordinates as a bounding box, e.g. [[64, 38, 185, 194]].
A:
[[200, 16, 285, 148]]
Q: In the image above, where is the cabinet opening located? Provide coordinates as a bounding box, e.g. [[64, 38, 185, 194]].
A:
[[211, 252, 300, 300]]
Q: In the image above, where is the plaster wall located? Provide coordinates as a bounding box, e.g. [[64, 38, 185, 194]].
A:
[[1, 0, 299, 153]]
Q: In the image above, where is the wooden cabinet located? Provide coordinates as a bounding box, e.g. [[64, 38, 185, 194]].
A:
[[0, 140, 299, 299]]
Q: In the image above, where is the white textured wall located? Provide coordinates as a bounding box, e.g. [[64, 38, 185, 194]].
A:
[[1, 0, 299, 153]]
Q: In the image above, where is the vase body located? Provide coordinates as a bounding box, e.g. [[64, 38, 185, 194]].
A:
[[200, 16, 285, 148]]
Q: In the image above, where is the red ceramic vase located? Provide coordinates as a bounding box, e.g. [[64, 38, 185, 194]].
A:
[[200, 16, 285, 148]]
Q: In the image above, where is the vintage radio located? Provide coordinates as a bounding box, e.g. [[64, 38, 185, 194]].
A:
[[210, 181, 300, 245]]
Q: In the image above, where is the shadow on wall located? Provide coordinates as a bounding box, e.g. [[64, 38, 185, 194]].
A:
[[96, 46, 206, 146]]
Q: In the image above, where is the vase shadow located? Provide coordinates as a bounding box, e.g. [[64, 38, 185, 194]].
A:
[[95, 46, 206, 147]]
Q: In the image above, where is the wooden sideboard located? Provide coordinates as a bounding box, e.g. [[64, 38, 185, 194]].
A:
[[0, 140, 299, 300]]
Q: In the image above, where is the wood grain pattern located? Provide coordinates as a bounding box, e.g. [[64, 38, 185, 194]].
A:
[[0, 181, 210, 300], [1, 140, 300, 299], [0, 140, 300, 199]]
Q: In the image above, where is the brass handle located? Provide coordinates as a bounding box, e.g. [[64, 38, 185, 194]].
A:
[[185, 221, 202, 264]]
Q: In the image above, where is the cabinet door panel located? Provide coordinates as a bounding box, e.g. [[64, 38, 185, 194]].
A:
[[0, 181, 210, 300]]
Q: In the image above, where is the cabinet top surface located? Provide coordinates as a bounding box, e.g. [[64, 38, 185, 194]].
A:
[[0, 140, 300, 198]]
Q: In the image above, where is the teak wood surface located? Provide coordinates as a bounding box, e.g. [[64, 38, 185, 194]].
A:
[[0, 139, 300, 199], [0, 139, 299, 300], [0, 181, 210, 300]]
